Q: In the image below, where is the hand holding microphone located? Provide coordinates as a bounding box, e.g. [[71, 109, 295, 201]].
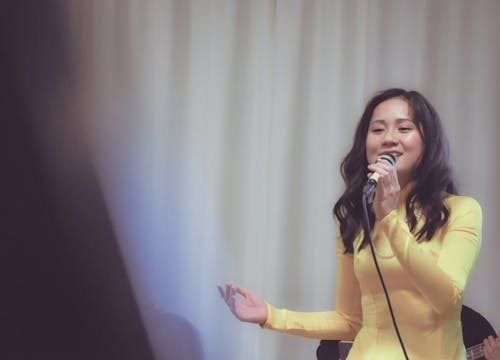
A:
[[363, 154, 396, 196], [364, 154, 400, 221]]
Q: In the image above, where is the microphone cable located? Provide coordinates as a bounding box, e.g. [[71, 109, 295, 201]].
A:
[[361, 193, 409, 360]]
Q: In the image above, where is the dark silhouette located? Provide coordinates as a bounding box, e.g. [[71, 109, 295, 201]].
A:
[[1, 2, 154, 359], [146, 311, 204, 360]]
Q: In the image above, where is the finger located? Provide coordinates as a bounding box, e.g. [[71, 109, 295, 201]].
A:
[[368, 163, 391, 177], [367, 166, 388, 183], [376, 163, 397, 185], [368, 163, 386, 172], [385, 169, 396, 189], [377, 172, 391, 190], [373, 163, 398, 189], [235, 285, 250, 298], [484, 345, 491, 356], [230, 286, 237, 303], [224, 283, 233, 303], [378, 160, 394, 171], [487, 336, 496, 347], [217, 284, 225, 299], [388, 163, 399, 184], [373, 157, 393, 169], [222, 283, 229, 302]]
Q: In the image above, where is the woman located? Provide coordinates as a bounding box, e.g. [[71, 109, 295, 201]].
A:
[[218, 88, 482, 359]]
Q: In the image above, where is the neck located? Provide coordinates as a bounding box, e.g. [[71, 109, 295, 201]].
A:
[[397, 172, 414, 190]]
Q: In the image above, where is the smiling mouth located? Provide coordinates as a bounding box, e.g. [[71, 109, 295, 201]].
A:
[[380, 151, 402, 158]]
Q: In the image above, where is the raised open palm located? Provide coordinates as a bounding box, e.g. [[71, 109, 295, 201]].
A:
[[217, 282, 268, 324]]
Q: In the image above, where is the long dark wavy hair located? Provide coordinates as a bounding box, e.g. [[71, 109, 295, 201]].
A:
[[333, 88, 458, 253]]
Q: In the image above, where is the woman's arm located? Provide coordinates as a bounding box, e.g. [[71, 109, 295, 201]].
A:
[[261, 230, 362, 340], [379, 196, 482, 315]]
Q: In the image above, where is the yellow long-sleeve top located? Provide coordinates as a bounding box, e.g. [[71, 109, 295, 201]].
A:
[[262, 194, 482, 359]]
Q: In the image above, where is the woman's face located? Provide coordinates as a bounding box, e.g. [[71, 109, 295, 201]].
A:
[[365, 97, 424, 188]]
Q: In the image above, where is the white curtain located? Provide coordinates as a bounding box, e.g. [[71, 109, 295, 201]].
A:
[[67, 1, 500, 359]]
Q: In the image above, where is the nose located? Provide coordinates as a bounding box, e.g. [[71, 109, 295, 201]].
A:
[[382, 129, 399, 145]]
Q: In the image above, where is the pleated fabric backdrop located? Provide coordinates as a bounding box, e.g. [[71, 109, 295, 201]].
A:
[[66, 1, 500, 359]]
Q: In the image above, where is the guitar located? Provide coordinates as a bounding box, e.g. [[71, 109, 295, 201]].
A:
[[466, 342, 486, 360], [337, 340, 488, 360]]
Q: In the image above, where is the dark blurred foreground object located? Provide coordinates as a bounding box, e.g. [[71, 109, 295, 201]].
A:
[[316, 339, 341, 360], [1, 1, 153, 359], [316, 305, 496, 360], [145, 311, 204, 360]]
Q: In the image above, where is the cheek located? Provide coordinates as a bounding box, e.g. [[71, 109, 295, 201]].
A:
[[405, 133, 424, 153], [403, 134, 424, 168], [365, 147, 376, 164]]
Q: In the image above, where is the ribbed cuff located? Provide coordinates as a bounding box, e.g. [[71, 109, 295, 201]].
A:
[[260, 303, 287, 330]]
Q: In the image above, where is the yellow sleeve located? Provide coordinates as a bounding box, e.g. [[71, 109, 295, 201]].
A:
[[261, 230, 362, 340], [379, 196, 482, 315]]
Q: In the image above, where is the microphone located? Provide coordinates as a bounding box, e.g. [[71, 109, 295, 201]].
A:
[[362, 153, 396, 198]]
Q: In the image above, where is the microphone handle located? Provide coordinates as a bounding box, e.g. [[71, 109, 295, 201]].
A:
[[363, 177, 378, 198]]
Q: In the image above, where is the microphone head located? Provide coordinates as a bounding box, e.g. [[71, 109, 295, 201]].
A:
[[378, 153, 396, 167]]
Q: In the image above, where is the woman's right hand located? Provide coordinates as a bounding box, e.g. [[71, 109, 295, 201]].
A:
[[217, 282, 268, 325], [367, 157, 400, 221]]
